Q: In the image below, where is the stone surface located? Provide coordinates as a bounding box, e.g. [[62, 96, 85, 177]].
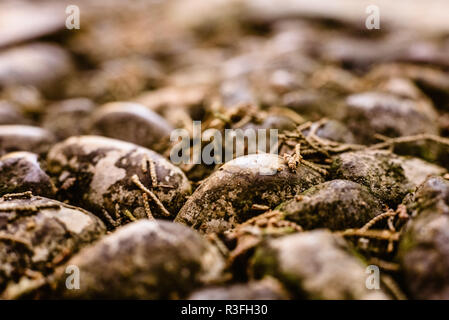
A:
[[0, 101, 28, 125], [0, 152, 55, 197], [278, 180, 384, 231], [0, 193, 105, 298], [89, 102, 173, 152], [188, 277, 289, 300], [0, 125, 55, 156], [0, 43, 73, 96], [398, 177, 449, 299], [175, 153, 324, 234], [302, 120, 356, 144], [330, 150, 413, 206], [250, 230, 390, 299], [400, 157, 446, 188], [50, 220, 225, 299], [344, 91, 438, 144], [47, 136, 191, 228], [42, 98, 95, 140]]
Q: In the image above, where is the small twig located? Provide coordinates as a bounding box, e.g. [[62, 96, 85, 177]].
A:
[[299, 159, 329, 175], [148, 158, 158, 188], [1, 191, 33, 200], [0, 203, 60, 212], [207, 233, 230, 256], [396, 204, 409, 220], [141, 157, 148, 173], [123, 209, 137, 222], [132, 174, 171, 217], [251, 204, 270, 211], [300, 132, 330, 157], [369, 133, 449, 150], [360, 209, 396, 232], [381, 274, 407, 300], [296, 121, 313, 132], [233, 115, 252, 129], [101, 209, 118, 228], [338, 229, 400, 241], [142, 193, 154, 220], [387, 216, 396, 232], [369, 257, 400, 272]]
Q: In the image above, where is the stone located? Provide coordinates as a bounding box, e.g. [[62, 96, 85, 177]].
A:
[[41, 98, 95, 140], [250, 230, 390, 299], [188, 277, 289, 300], [89, 102, 173, 152], [50, 220, 225, 299], [398, 177, 449, 299], [0, 193, 105, 298], [0, 125, 55, 156], [278, 180, 384, 231], [0, 152, 55, 197], [302, 120, 356, 144], [330, 150, 412, 206], [175, 153, 324, 234], [0, 43, 73, 97], [0, 101, 28, 125], [344, 91, 438, 144], [46, 136, 191, 228], [399, 157, 446, 188]]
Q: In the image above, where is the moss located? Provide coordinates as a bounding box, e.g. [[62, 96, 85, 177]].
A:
[[330, 150, 411, 206], [279, 180, 383, 231]]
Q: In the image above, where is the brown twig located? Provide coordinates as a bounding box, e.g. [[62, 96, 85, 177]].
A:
[[132, 174, 171, 217]]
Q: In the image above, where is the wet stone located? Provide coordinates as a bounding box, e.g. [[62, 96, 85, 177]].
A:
[[46, 136, 191, 228], [399, 157, 446, 188], [66, 56, 164, 103], [242, 113, 297, 133], [89, 102, 173, 152], [0, 86, 45, 116], [0, 193, 106, 298], [250, 230, 390, 300], [330, 150, 412, 206], [0, 152, 55, 198], [134, 85, 209, 121], [41, 98, 95, 140], [0, 43, 73, 97], [175, 153, 324, 234], [376, 77, 423, 100], [399, 213, 449, 300], [0, 2, 65, 48], [282, 90, 340, 120], [50, 220, 225, 299], [278, 180, 384, 231], [403, 176, 449, 218], [222, 210, 303, 281], [398, 176, 449, 299], [389, 137, 449, 170], [0, 125, 55, 156], [366, 64, 449, 112], [344, 91, 438, 144], [0, 101, 28, 125], [220, 77, 256, 108], [188, 277, 290, 300], [302, 120, 356, 144]]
